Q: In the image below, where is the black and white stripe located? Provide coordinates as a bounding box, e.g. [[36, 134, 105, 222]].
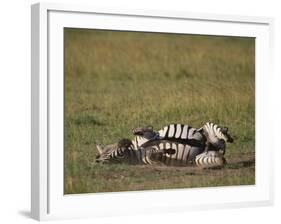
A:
[[158, 124, 205, 146], [159, 124, 194, 140]]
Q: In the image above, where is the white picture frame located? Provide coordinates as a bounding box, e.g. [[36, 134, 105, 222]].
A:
[[31, 2, 274, 221]]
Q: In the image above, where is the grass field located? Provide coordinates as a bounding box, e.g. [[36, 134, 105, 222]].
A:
[[64, 28, 255, 194]]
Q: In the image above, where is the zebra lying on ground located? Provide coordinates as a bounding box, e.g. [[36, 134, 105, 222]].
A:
[[95, 122, 234, 168]]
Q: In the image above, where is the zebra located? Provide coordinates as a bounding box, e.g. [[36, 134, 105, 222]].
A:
[[96, 122, 233, 168], [96, 137, 226, 168]]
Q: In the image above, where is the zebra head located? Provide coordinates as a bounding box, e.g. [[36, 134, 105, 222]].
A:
[[202, 122, 234, 155], [95, 138, 133, 163]]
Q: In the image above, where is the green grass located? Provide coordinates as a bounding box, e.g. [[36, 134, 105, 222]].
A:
[[64, 28, 255, 194]]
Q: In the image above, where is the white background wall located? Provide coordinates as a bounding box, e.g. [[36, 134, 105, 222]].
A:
[[0, 0, 280, 223]]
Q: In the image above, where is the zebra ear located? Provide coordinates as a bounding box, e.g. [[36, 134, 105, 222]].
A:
[[96, 144, 103, 155], [197, 127, 203, 133]]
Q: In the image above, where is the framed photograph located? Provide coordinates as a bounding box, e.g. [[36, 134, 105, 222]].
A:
[[31, 2, 274, 221]]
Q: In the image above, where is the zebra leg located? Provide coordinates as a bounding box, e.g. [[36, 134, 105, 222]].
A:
[[195, 151, 226, 169]]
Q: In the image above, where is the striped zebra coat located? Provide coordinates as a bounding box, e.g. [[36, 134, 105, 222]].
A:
[[95, 122, 233, 168]]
